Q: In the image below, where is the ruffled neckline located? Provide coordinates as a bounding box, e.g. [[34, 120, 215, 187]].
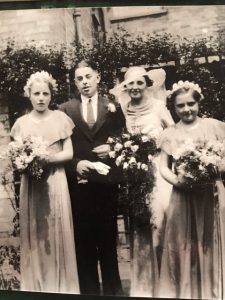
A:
[[175, 117, 201, 132], [28, 111, 54, 124]]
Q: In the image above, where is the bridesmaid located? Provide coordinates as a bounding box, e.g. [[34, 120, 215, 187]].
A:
[[10, 71, 80, 293], [158, 80, 225, 299]]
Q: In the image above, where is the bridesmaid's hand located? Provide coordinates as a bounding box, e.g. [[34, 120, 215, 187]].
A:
[[175, 178, 209, 192], [174, 180, 190, 190], [76, 160, 95, 177], [174, 177, 193, 191]]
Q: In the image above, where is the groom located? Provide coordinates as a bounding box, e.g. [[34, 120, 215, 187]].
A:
[[59, 60, 125, 295]]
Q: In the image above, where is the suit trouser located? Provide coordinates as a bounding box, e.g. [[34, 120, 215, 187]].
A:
[[69, 180, 123, 295]]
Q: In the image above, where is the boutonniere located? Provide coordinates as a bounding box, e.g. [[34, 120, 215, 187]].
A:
[[107, 103, 117, 113]]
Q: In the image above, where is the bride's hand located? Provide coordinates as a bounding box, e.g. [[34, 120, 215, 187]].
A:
[[38, 155, 51, 167]]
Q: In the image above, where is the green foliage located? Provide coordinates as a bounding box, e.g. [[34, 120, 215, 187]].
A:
[[0, 245, 20, 290], [0, 31, 225, 120]]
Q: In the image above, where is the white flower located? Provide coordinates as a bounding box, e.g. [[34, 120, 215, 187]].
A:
[[122, 133, 130, 139], [198, 164, 205, 171], [109, 151, 116, 158], [129, 157, 136, 165], [131, 145, 139, 152], [114, 143, 123, 152], [14, 156, 26, 170], [124, 141, 132, 148], [107, 137, 114, 144], [148, 154, 153, 161], [116, 155, 123, 166], [168, 80, 202, 98], [24, 155, 34, 164], [107, 103, 116, 113], [123, 162, 128, 169], [137, 162, 141, 169], [173, 151, 181, 160], [141, 135, 149, 143], [141, 163, 148, 171]]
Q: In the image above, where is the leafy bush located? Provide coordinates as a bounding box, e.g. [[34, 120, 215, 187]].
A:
[[0, 245, 20, 290], [0, 30, 225, 122]]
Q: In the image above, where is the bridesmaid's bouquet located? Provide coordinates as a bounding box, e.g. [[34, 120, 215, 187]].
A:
[[6, 135, 49, 179], [173, 139, 225, 186]]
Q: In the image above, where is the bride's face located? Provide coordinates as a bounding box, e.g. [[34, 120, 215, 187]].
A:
[[126, 77, 147, 102]]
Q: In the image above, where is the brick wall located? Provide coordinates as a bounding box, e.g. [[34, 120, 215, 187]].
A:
[[0, 8, 76, 45], [110, 6, 225, 39], [0, 97, 16, 236]]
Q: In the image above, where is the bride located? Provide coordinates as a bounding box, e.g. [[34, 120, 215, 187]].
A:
[[110, 66, 174, 297]]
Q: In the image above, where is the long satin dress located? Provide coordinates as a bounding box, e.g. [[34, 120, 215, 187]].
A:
[[121, 97, 173, 297], [11, 110, 80, 294], [158, 117, 225, 299]]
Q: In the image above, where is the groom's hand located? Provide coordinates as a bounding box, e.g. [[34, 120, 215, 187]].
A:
[[76, 160, 95, 176], [92, 144, 110, 160]]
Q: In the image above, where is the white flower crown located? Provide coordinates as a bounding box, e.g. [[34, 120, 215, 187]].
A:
[[167, 80, 203, 98], [24, 71, 58, 98]]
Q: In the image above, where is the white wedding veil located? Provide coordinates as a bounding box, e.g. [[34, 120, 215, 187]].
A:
[[109, 67, 167, 111]]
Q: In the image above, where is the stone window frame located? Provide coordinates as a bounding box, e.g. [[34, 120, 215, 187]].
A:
[[110, 6, 168, 23]]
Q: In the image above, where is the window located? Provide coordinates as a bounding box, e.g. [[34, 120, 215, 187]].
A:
[[110, 6, 167, 22]]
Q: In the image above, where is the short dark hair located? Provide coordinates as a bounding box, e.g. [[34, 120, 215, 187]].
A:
[[143, 75, 153, 87], [74, 60, 99, 73]]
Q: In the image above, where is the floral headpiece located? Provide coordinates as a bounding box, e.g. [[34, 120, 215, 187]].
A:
[[166, 80, 203, 99], [24, 71, 58, 98]]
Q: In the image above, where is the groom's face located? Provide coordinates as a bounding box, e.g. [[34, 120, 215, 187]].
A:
[[74, 66, 100, 98]]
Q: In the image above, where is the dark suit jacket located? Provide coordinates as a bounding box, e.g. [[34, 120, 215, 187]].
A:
[[59, 94, 125, 184]]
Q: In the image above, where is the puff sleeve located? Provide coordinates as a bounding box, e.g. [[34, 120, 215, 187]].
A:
[[158, 127, 174, 155], [10, 118, 22, 140], [54, 111, 75, 141], [210, 118, 225, 141]]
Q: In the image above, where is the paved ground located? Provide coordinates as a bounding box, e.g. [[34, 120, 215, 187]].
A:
[[117, 217, 131, 295], [117, 245, 131, 295], [0, 217, 132, 294]]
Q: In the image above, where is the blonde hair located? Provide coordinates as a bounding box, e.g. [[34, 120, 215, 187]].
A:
[[24, 71, 58, 98]]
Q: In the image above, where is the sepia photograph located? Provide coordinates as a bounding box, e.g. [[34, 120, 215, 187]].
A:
[[0, 2, 225, 300]]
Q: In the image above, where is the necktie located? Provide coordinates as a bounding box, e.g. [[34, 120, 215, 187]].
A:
[[87, 98, 95, 129]]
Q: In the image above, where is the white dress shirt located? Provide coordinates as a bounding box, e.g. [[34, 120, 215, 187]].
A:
[[81, 93, 98, 122]]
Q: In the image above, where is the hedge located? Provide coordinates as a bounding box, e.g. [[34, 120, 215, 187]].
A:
[[0, 31, 225, 122]]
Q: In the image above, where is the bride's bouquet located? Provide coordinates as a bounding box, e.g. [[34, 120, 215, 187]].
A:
[[173, 138, 225, 186], [107, 131, 158, 219], [6, 135, 49, 180], [107, 131, 157, 176]]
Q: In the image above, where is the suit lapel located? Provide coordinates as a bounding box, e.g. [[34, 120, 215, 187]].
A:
[[93, 96, 108, 135], [72, 97, 94, 142]]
